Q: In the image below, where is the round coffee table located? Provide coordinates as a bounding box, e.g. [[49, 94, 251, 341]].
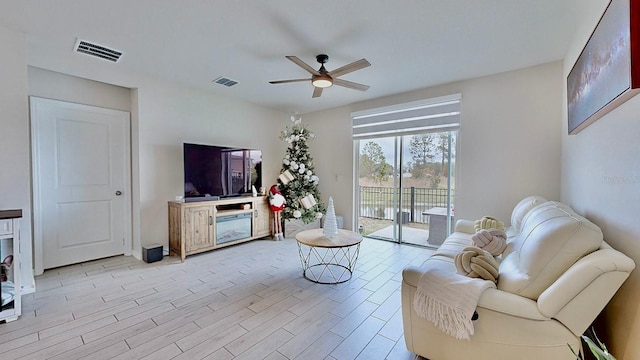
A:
[[295, 228, 363, 284]]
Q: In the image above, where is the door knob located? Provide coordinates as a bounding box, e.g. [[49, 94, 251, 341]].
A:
[[115, 191, 123, 196]]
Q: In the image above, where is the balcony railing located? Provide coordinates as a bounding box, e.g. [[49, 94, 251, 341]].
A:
[[359, 186, 453, 223]]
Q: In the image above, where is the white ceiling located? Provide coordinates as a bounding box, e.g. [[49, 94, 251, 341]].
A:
[[0, 0, 586, 114]]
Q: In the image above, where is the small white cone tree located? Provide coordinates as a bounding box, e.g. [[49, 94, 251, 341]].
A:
[[323, 197, 338, 238]]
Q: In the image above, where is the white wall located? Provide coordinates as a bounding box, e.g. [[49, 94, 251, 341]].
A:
[[301, 106, 355, 226], [28, 67, 131, 111], [135, 81, 284, 252], [305, 61, 563, 230], [0, 25, 34, 290], [562, 1, 640, 358]]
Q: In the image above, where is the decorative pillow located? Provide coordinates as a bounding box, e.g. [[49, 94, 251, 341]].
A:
[[1, 281, 14, 306], [474, 216, 505, 232], [0, 255, 13, 282], [455, 247, 500, 283], [472, 229, 507, 256]]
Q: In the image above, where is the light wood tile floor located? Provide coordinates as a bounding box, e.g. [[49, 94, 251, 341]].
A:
[[1, 237, 433, 360]]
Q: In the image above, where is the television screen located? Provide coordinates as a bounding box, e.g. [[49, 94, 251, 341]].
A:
[[183, 143, 262, 200]]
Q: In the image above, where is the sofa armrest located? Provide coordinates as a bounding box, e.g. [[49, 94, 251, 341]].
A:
[[478, 288, 550, 321], [537, 247, 635, 320], [404, 265, 550, 321], [454, 219, 476, 234]]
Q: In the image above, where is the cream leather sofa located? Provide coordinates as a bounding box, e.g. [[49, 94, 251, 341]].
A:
[[402, 196, 635, 360]]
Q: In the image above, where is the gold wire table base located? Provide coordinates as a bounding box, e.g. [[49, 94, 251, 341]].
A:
[[297, 241, 361, 284]]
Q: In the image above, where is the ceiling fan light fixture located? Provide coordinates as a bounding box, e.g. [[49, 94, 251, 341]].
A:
[[312, 74, 333, 88], [270, 54, 370, 97]]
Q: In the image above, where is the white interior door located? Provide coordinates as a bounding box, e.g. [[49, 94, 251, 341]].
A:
[[31, 97, 131, 271]]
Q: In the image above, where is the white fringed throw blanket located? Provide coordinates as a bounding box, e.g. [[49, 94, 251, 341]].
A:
[[413, 267, 496, 340]]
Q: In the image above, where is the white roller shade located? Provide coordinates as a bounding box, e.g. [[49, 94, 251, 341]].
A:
[[351, 93, 461, 139]]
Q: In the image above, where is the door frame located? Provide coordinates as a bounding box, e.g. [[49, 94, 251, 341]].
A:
[[30, 97, 132, 275]]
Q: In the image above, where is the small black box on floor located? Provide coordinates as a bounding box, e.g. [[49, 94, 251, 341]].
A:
[[142, 244, 163, 263]]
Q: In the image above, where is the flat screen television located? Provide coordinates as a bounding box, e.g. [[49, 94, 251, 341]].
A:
[[183, 143, 262, 201]]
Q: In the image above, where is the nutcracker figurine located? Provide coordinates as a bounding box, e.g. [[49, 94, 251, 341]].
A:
[[268, 185, 286, 241]]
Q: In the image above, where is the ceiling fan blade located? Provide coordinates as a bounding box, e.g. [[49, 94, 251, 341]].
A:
[[312, 87, 323, 98], [333, 78, 370, 91], [286, 56, 320, 75], [269, 78, 310, 84], [328, 58, 371, 78]]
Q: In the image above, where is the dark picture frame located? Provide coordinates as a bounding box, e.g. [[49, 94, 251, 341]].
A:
[[567, 0, 640, 134]]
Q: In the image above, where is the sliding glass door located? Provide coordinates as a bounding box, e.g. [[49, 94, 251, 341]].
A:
[[357, 137, 398, 241], [356, 131, 456, 247]]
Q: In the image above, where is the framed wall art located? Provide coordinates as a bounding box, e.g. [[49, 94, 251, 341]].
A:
[[567, 0, 640, 134]]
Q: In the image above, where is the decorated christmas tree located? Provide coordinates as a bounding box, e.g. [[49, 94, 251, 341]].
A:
[[277, 114, 326, 224]]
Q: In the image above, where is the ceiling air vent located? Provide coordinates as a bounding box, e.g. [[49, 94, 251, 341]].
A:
[[213, 76, 238, 87], [74, 39, 123, 63]]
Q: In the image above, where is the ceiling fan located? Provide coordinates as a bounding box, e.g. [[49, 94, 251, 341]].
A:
[[269, 54, 371, 98]]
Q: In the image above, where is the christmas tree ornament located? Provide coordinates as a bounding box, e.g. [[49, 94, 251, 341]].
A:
[[299, 194, 317, 209], [278, 170, 295, 184], [323, 197, 338, 238]]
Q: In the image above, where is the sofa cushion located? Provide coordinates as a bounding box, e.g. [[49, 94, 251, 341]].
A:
[[498, 201, 603, 300], [432, 232, 473, 259], [509, 195, 547, 235]]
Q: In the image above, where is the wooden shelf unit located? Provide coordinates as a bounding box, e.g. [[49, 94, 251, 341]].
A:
[[168, 196, 272, 261], [0, 210, 21, 323]]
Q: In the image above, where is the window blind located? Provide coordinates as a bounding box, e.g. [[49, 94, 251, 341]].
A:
[[351, 93, 461, 139]]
